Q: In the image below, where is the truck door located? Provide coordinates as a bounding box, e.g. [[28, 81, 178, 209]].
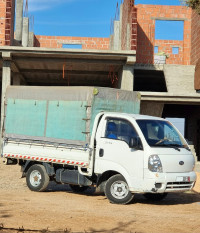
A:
[[95, 116, 144, 190]]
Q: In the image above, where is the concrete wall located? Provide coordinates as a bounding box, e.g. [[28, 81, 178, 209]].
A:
[[0, 0, 15, 46], [163, 65, 195, 94], [140, 102, 164, 117], [34, 35, 110, 50]]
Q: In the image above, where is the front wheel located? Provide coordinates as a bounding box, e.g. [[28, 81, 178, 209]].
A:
[[143, 193, 168, 201], [105, 174, 134, 204], [26, 164, 49, 192]]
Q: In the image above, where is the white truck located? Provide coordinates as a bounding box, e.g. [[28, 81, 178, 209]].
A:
[[2, 86, 196, 204]]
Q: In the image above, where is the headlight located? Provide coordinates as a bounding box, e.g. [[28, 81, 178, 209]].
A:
[[148, 154, 163, 173]]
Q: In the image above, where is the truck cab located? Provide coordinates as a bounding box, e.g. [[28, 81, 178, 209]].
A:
[[91, 113, 196, 204]]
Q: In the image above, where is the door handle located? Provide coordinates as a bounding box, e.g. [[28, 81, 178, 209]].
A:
[[99, 148, 104, 157]]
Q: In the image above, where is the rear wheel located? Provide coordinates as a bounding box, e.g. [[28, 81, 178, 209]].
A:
[[69, 184, 89, 193], [105, 174, 133, 204], [143, 193, 168, 201], [26, 164, 49, 192]]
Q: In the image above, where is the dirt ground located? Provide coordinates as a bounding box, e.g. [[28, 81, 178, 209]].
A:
[[1, 159, 200, 233]]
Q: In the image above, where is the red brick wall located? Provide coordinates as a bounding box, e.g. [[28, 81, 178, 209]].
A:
[[121, 0, 137, 50], [35, 35, 110, 50], [0, 0, 15, 46], [135, 4, 192, 65], [155, 40, 184, 64], [131, 7, 137, 51], [191, 11, 200, 65]]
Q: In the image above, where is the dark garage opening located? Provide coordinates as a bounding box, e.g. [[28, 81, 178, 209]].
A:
[[134, 69, 167, 92], [163, 104, 200, 161]]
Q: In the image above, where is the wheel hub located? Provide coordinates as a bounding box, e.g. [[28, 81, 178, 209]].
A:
[[117, 187, 123, 192], [110, 181, 129, 199], [30, 170, 42, 187]]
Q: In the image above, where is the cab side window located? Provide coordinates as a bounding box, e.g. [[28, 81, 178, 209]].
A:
[[105, 118, 138, 144]]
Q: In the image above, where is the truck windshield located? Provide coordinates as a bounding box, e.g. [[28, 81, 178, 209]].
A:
[[136, 120, 188, 148]]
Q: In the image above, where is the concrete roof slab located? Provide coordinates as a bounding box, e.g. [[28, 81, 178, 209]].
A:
[[0, 46, 136, 86]]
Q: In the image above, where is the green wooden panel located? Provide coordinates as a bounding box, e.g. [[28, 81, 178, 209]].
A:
[[45, 101, 87, 141], [5, 99, 46, 136], [90, 98, 140, 132]]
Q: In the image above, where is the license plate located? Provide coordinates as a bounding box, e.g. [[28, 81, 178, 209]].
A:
[[176, 176, 190, 182]]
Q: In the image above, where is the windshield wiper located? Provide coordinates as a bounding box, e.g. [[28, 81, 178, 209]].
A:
[[167, 144, 191, 151], [152, 143, 191, 152], [152, 144, 181, 151]]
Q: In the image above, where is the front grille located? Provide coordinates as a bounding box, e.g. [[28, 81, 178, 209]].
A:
[[166, 182, 193, 190]]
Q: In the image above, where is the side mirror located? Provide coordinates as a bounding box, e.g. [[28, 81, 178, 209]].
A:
[[129, 137, 142, 150]]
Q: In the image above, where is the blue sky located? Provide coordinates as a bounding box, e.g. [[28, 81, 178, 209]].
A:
[[27, 0, 183, 38]]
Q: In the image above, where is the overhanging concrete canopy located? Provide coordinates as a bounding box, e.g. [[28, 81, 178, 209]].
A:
[[0, 46, 136, 86], [140, 92, 200, 104]]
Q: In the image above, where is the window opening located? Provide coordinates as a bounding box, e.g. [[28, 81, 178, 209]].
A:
[[172, 47, 179, 54], [154, 46, 159, 54], [134, 69, 167, 92], [62, 44, 82, 49], [155, 20, 184, 40]]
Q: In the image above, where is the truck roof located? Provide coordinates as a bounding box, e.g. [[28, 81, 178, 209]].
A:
[[103, 112, 166, 121]]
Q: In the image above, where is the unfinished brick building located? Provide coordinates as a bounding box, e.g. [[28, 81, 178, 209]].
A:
[[1, 0, 200, 65]]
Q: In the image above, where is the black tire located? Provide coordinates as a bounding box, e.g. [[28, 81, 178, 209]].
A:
[[105, 174, 133, 205], [143, 193, 168, 201], [69, 184, 89, 193], [26, 164, 49, 192]]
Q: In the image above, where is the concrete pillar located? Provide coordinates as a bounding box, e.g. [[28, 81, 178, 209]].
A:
[[126, 24, 131, 50], [13, 75, 21, 85], [140, 102, 164, 117], [109, 35, 114, 50], [119, 4, 123, 51], [113, 21, 120, 51], [22, 17, 29, 47], [28, 31, 34, 47], [15, 0, 24, 43], [1, 60, 11, 137], [119, 65, 134, 91]]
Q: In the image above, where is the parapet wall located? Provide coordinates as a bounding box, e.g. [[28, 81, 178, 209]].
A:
[[34, 35, 110, 50]]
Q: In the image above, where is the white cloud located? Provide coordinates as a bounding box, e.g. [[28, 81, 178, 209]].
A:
[[27, 0, 76, 12]]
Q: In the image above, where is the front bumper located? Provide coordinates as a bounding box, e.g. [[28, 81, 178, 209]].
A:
[[129, 170, 196, 193]]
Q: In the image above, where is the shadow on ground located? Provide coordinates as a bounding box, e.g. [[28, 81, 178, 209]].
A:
[[45, 181, 200, 205], [0, 221, 137, 233], [134, 192, 200, 205]]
